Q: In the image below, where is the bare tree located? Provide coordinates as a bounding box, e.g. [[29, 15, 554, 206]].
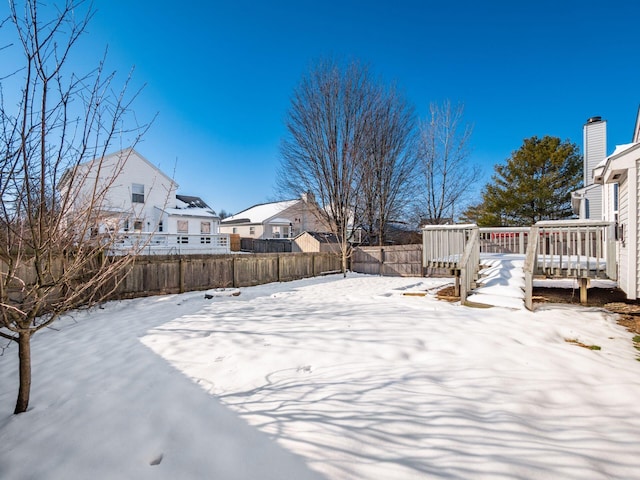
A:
[[278, 59, 375, 274], [358, 85, 417, 245], [0, 0, 150, 414], [415, 101, 478, 224]]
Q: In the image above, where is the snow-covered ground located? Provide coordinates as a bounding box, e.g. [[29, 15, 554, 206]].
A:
[[1, 268, 640, 479]]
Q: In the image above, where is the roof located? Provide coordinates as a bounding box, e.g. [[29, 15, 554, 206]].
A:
[[176, 194, 211, 209], [157, 194, 219, 218], [160, 206, 217, 218], [221, 199, 299, 225], [294, 231, 339, 243]]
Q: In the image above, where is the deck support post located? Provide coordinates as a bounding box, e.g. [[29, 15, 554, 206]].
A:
[[579, 277, 590, 305], [451, 269, 461, 297]]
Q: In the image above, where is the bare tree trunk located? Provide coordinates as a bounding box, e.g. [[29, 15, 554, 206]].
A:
[[14, 331, 31, 414], [1, 1, 151, 414]]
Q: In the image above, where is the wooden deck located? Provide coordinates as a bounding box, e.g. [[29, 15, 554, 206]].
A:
[[423, 221, 617, 310]]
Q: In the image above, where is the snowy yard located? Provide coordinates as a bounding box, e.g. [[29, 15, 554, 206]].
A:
[[2, 271, 640, 479]]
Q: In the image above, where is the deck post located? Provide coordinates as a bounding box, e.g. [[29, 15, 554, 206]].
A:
[[579, 277, 590, 304], [452, 269, 460, 297]]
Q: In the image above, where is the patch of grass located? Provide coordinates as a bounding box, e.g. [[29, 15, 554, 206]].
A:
[[565, 338, 602, 351], [633, 335, 640, 343]]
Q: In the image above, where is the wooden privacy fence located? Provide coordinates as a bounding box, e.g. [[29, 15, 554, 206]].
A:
[[114, 252, 341, 297], [351, 245, 423, 276], [2, 252, 342, 302]]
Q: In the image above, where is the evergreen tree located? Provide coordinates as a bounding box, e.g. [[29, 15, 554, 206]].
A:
[[463, 136, 582, 226]]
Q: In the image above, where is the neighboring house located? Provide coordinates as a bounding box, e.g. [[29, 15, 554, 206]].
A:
[[593, 106, 640, 299], [220, 194, 329, 240], [60, 148, 229, 254], [292, 231, 340, 253]]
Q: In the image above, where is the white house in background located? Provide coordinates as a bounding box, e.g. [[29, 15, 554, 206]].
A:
[[61, 148, 229, 254], [220, 194, 329, 240]]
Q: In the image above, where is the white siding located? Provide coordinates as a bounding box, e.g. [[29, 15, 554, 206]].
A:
[[219, 224, 264, 239], [584, 186, 602, 220], [619, 179, 629, 295], [583, 120, 607, 186], [71, 149, 177, 231], [636, 164, 640, 298]]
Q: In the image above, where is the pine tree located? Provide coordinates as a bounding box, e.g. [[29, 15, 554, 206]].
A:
[[463, 136, 582, 226]]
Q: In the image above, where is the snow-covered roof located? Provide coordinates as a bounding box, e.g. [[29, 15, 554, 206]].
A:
[[176, 194, 212, 210], [161, 206, 217, 218], [222, 199, 299, 225], [156, 194, 218, 218], [608, 142, 639, 161]]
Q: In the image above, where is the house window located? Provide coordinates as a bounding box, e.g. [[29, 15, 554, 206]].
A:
[[123, 219, 129, 231], [177, 236, 189, 244], [201, 221, 211, 234], [158, 221, 163, 233], [200, 237, 211, 244], [232, 227, 237, 234], [132, 183, 144, 203], [613, 183, 619, 212], [177, 220, 188, 234], [249, 226, 255, 235], [133, 220, 143, 231]]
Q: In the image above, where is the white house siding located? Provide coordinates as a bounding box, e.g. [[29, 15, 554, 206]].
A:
[[636, 162, 640, 299], [583, 187, 603, 220], [225, 224, 264, 238], [76, 149, 177, 231], [584, 119, 607, 186], [618, 179, 630, 296]]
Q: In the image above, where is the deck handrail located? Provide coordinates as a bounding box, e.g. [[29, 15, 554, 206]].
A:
[[523, 226, 540, 310], [107, 232, 231, 255], [478, 227, 530, 254], [422, 224, 479, 303], [459, 228, 480, 303], [422, 224, 476, 268], [523, 220, 616, 310]]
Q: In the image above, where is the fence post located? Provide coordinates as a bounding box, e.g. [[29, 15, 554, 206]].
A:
[[179, 257, 185, 294], [232, 256, 237, 288], [277, 254, 282, 282]]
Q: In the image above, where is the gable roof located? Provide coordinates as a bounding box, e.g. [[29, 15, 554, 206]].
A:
[[221, 199, 299, 225]]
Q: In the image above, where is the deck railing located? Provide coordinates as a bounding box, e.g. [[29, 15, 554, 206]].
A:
[[479, 227, 530, 254], [523, 220, 616, 309], [107, 232, 231, 255], [422, 224, 479, 303]]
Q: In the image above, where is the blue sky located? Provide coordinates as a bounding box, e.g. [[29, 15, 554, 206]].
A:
[[4, 1, 640, 214]]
